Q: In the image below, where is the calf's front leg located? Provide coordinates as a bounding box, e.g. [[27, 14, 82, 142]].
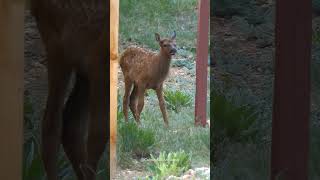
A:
[[156, 85, 169, 127]]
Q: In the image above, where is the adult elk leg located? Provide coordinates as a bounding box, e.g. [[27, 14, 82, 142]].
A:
[[83, 55, 108, 180], [42, 51, 72, 180], [62, 74, 89, 180], [156, 84, 168, 127]]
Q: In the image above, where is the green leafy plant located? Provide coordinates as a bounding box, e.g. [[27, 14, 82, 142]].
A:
[[23, 97, 46, 180], [23, 133, 74, 180], [312, 30, 320, 45], [309, 125, 320, 179], [164, 90, 192, 113], [23, 138, 45, 180], [211, 89, 258, 143], [118, 122, 156, 158], [23, 96, 75, 180], [147, 150, 191, 179]]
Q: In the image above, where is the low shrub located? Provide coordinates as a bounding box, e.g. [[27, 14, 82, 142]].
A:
[[164, 90, 192, 113], [118, 122, 156, 158], [211, 89, 258, 143], [147, 150, 191, 179]]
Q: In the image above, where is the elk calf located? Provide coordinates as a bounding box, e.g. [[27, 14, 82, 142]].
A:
[[120, 32, 177, 127]]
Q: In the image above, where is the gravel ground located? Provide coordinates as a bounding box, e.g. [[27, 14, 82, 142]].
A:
[[112, 167, 210, 180]]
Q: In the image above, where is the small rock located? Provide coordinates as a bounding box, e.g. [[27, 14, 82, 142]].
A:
[[185, 169, 195, 176], [181, 174, 193, 180]]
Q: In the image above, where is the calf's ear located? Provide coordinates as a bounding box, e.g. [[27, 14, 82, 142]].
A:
[[155, 33, 161, 42], [171, 31, 176, 40]]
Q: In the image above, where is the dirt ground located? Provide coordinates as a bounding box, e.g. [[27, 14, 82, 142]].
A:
[[210, 16, 275, 100]]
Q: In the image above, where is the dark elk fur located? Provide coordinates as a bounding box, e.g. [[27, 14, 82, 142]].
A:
[[30, 0, 108, 179]]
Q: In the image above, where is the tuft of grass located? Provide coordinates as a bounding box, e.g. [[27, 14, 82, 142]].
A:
[[313, 30, 320, 45], [211, 89, 258, 143], [309, 125, 320, 180], [164, 90, 192, 113], [23, 96, 46, 180], [147, 150, 191, 179], [118, 121, 156, 159], [23, 139, 45, 180], [127, 105, 209, 165]]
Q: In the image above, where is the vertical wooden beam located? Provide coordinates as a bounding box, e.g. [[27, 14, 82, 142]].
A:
[[110, 0, 119, 178], [0, 0, 24, 179], [271, 0, 311, 179], [195, 0, 210, 127]]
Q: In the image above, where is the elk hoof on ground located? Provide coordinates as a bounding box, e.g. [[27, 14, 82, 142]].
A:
[[80, 163, 96, 180]]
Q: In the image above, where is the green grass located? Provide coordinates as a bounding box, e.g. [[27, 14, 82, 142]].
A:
[[118, 122, 156, 158], [117, 90, 210, 177], [210, 85, 270, 180], [120, 0, 198, 51], [211, 124, 320, 180]]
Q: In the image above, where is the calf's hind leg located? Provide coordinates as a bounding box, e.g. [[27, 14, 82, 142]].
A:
[[129, 85, 138, 120], [123, 78, 133, 122], [135, 85, 146, 124]]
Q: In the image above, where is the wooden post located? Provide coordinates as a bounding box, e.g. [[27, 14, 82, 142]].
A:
[[110, 0, 119, 178], [0, 0, 24, 179], [271, 0, 311, 179], [195, 0, 210, 127]]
